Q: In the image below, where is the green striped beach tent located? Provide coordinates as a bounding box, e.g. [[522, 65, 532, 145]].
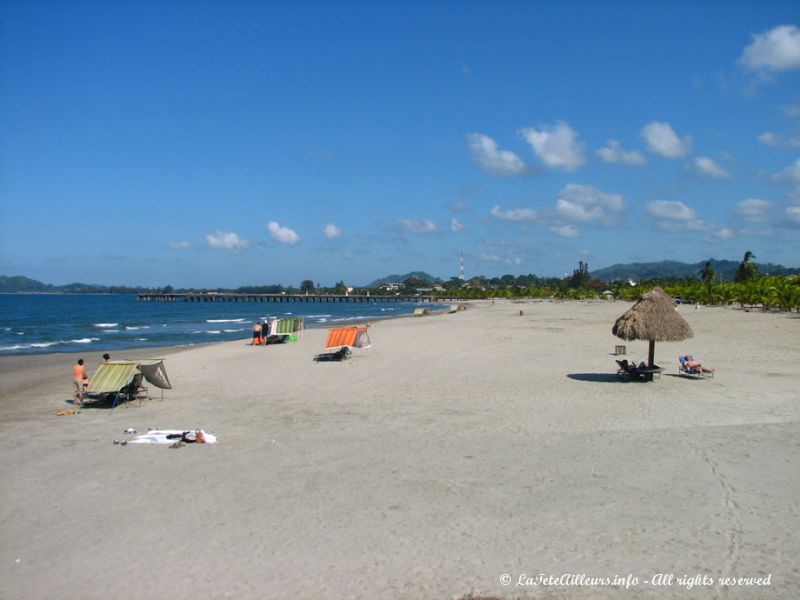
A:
[[86, 359, 171, 407], [86, 362, 139, 395], [268, 317, 304, 340]]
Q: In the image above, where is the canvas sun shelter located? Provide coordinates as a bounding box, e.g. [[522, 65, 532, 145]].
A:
[[85, 359, 171, 406], [137, 359, 172, 391], [268, 317, 304, 339], [86, 362, 140, 395], [324, 327, 371, 350]]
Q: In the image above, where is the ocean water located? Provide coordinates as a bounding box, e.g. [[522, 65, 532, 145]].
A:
[[0, 294, 438, 355]]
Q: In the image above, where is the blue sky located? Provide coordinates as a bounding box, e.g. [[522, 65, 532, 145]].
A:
[[1, 1, 799, 288]]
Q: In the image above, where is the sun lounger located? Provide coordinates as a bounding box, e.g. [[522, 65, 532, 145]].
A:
[[314, 347, 352, 362], [678, 355, 715, 378], [616, 359, 663, 380]]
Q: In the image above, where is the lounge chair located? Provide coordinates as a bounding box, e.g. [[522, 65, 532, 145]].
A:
[[678, 355, 715, 378], [616, 359, 663, 380], [121, 372, 149, 404], [314, 347, 352, 362]]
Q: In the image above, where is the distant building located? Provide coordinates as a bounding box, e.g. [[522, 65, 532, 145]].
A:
[[380, 283, 405, 292]]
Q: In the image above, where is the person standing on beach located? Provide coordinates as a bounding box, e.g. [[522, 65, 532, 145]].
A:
[[102, 353, 111, 363], [251, 321, 262, 345], [72, 359, 88, 405]]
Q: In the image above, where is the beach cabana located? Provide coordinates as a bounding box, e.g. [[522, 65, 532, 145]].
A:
[[86, 359, 171, 407], [612, 287, 693, 381], [86, 362, 139, 395], [274, 317, 304, 337], [266, 317, 304, 342], [324, 326, 371, 350], [137, 359, 172, 392]]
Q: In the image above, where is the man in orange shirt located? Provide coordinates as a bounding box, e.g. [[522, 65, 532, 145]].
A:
[[72, 359, 88, 405]]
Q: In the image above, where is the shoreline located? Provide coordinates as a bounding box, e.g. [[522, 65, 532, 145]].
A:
[[0, 306, 458, 398], [0, 301, 454, 360]]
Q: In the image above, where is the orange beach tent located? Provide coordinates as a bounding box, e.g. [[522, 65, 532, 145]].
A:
[[324, 327, 371, 349]]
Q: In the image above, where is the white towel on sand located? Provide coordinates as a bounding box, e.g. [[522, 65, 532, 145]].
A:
[[129, 429, 217, 444]]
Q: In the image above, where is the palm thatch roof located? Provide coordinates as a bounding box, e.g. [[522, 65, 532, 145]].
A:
[[612, 287, 693, 342]]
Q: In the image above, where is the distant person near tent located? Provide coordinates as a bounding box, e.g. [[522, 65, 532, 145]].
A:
[[251, 321, 263, 345]]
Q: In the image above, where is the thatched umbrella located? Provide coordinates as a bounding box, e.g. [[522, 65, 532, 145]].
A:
[[612, 287, 693, 374]]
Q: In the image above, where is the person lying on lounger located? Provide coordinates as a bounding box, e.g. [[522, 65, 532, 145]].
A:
[[682, 355, 714, 373]]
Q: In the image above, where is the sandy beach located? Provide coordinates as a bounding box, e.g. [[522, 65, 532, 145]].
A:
[[0, 299, 797, 599]]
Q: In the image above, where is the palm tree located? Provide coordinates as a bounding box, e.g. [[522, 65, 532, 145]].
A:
[[769, 277, 800, 312], [716, 283, 738, 306], [735, 251, 759, 283], [699, 260, 715, 284]]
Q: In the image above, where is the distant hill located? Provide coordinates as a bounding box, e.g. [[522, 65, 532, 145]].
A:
[[591, 259, 800, 282], [0, 275, 145, 294], [366, 271, 442, 288], [0, 275, 56, 293]]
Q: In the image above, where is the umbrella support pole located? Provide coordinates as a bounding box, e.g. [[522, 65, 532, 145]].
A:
[[647, 340, 656, 382]]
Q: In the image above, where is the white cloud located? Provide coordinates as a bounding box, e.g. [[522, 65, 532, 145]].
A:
[[771, 158, 800, 184], [206, 231, 249, 250], [641, 121, 692, 158], [480, 249, 521, 265], [740, 25, 800, 73], [555, 184, 624, 222], [646, 200, 697, 221], [490, 205, 538, 222], [170, 241, 191, 250], [758, 132, 780, 146], [267, 221, 301, 245], [550, 224, 580, 238], [786, 206, 800, 224], [323, 223, 342, 238], [467, 133, 526, 176], [736, 199, 773, 221], [784, 104, 800, 117], [708, 227, 735, 241], [692, 156, 731, 179], [450, 218, 463, 232], [400, 219, 438, 234], [596, 139, 646, 166], [758, 131, 800, 148], [519, 121, 586, 171]]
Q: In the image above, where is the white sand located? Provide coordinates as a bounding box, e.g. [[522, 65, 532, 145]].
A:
[[0, 300, 797, 599]]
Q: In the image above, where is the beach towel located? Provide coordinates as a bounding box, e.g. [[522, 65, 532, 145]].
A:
[[129, 429, 217, 444]]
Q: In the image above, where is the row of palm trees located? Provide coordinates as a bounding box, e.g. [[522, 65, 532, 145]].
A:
[[660, 276, 800, 312], [430, 275, 800, 312]]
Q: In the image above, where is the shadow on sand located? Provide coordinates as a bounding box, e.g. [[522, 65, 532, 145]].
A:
[[566, 373, 633, 383], [67, 395, 139, 410]]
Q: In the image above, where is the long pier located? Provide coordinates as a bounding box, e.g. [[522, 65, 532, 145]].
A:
[[137, 292, 439, 303]]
